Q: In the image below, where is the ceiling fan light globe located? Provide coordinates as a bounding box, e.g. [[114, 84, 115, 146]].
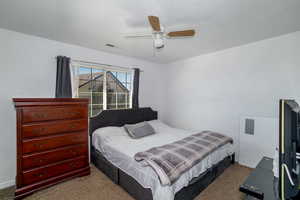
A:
[[156, 45, 164, 49], [154, 38, 164, 48]]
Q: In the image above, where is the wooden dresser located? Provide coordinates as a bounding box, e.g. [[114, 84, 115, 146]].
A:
[[13, 98, 90, 199]]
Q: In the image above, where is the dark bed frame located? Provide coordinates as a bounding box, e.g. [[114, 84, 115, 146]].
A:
[[90, 107, 235, 200]]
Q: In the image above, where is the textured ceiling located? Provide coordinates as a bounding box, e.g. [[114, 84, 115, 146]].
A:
[[0, 0, 300, 63]]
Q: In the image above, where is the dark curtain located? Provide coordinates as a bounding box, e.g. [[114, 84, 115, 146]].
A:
[[132, 68, 140, 109], [55, 56, 72, 98]]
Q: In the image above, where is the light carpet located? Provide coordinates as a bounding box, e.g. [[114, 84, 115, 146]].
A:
[[0, 164, 252, 200]]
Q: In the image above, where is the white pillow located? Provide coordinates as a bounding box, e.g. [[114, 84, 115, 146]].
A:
[[93, 126, 127, 142], [147, 120, 171, 133]]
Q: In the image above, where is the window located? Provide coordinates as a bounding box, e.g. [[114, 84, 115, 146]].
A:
[[76, 66, 133, 117]]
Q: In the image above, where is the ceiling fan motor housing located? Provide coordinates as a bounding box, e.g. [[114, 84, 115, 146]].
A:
[[153, 32, 164, 49]]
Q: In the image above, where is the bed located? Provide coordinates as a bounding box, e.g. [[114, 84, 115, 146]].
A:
[[90, 107, 235, 200]]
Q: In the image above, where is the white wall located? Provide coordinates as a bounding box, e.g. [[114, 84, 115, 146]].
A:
[[0, 28, 165, 189], [239, 116, 277, 168], [162, 31, 300, 167]]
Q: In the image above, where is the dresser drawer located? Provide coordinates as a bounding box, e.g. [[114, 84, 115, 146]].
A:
[[22, 144, 88, 170], [22, 119, 87, 138], [23, 132, 87, 154], [22, 157, 88, 186], [22, 106, 87, 123]]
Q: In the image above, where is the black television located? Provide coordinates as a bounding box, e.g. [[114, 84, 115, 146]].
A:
[[278, 99, 300, 199]]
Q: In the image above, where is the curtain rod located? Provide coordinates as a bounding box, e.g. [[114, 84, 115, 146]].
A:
[[70, 59, 144, 72]]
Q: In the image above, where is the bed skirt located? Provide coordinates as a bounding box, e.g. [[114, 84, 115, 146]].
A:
[[91, 146, 235, 200]]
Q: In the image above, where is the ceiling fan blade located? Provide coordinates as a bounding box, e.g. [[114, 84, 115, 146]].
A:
[[167, 29, 195, 37], [148, 16, 161, 31]]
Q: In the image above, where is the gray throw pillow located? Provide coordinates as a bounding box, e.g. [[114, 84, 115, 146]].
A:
[[124, 122, 156, 139]]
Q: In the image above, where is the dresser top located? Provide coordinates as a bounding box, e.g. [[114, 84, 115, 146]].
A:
[[13, 98, 89, 107]]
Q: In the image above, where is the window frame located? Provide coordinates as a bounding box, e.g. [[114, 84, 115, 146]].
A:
[[72, 63, 134, 117]]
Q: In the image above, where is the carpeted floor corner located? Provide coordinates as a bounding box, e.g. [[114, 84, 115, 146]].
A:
[[0, 164, 252, 200], [195, 164, 252, 200]]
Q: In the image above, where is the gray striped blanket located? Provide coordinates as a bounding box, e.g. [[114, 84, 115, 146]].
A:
[[134, 131, 233, 185]]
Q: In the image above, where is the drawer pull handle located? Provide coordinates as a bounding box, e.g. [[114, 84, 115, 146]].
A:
[[34, 172, 45, 178], [33, 127, 46, 134], [34, 144, 44, 149], [73, 112, 81, 116], [70, 150, 77, 155], [74, 136, 81, 140], [34, 113, 47, 119], [36, 159, 44, 163], [69, 163, 77, 168], [69, 124, 76, 129]]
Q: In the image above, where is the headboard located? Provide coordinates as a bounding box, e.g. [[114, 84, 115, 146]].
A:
[[89, 107, 158, 135]]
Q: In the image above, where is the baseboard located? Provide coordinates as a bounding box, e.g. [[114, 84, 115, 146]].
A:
[[0, 180, 15, 189], [238, 161, 255, 169]]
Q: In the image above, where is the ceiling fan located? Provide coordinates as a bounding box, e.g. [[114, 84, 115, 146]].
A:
[[125, 16, 196, 51]]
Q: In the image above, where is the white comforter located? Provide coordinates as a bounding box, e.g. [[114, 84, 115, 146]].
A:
[[92, 120, 234, 200]]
